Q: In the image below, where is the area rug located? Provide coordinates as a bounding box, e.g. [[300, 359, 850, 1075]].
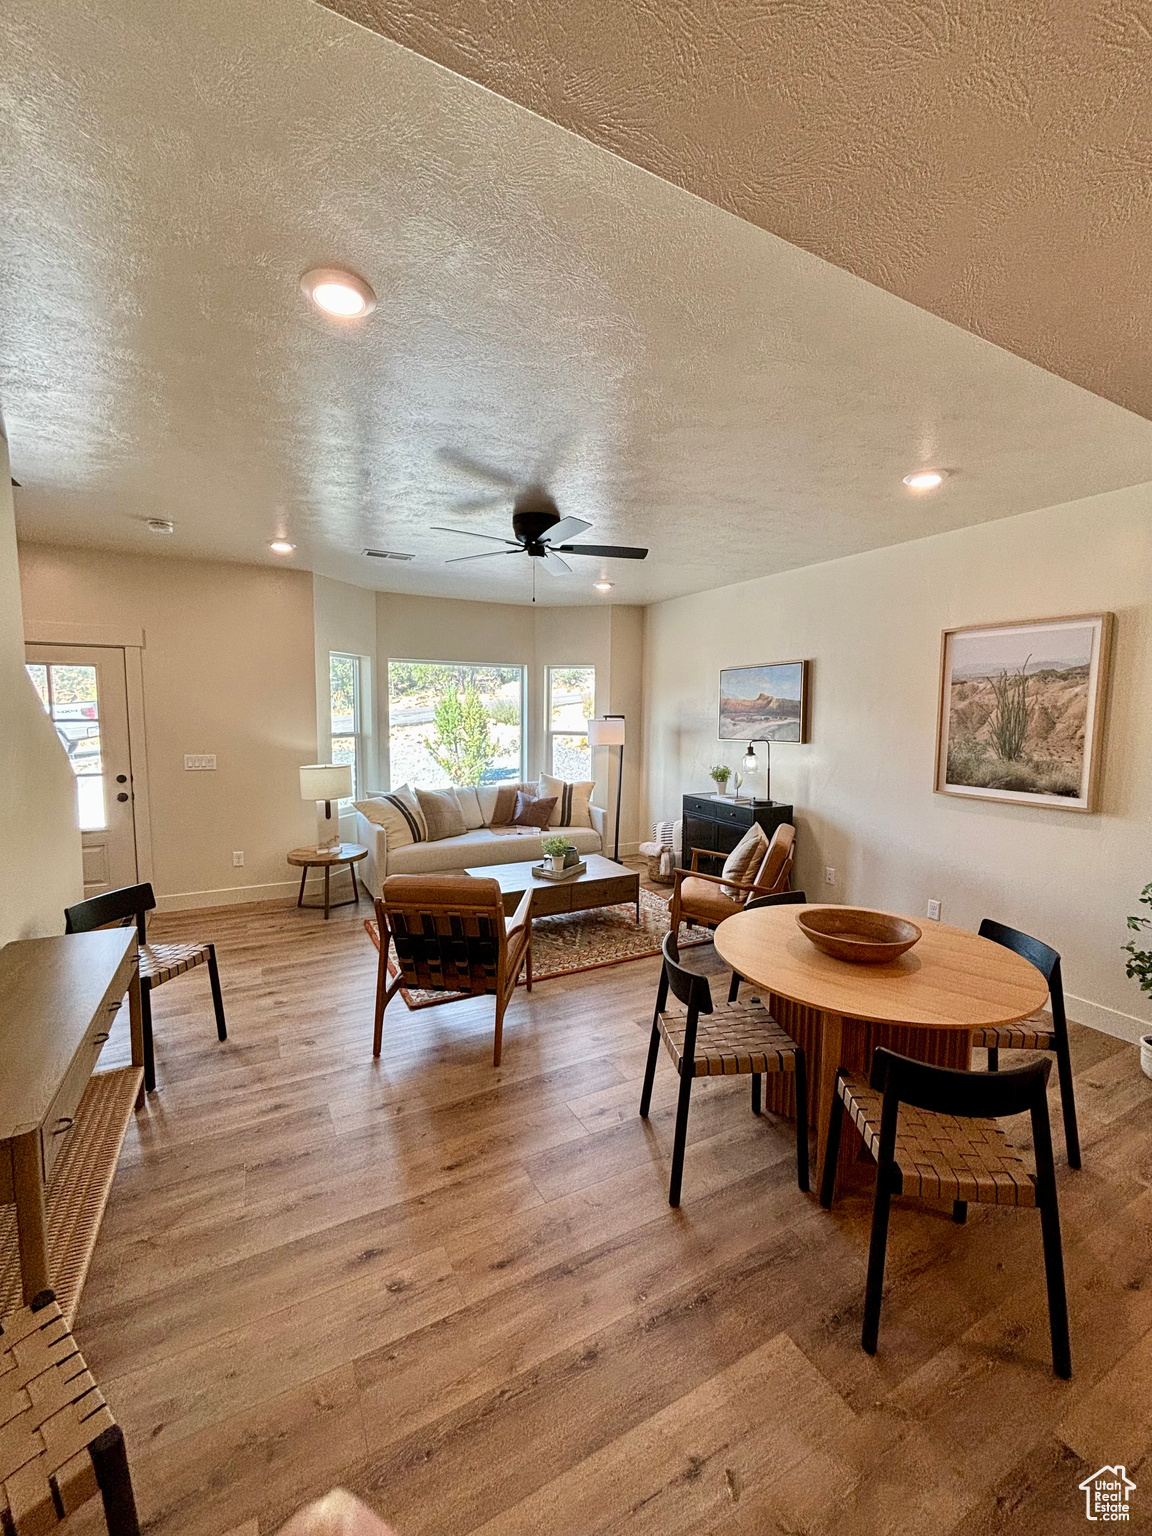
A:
[[363, 886, 707, 1010]]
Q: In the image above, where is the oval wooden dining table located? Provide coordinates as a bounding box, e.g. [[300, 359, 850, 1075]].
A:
[[714, 904, 1049, 1183]]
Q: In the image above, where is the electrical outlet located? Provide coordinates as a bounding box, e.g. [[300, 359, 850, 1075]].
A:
[[824, 867, 835, 886], [184, 753, 217, 771], [927, 899, 941, 921], [232, 851, 244, 867]]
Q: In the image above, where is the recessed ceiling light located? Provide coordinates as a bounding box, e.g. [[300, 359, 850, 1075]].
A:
[[269, 539, 296, 554], [594, 580, 614, 593], [902, 470, 946, 491], [300, 267, 376, 319]]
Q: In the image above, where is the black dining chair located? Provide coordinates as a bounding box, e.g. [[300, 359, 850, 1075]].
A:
[[726, 890, 808, 1002], [820, 1046, 1071, 1378], [974, 919, 1080, 1169], [65, 882, 227, 1091], [641, 931, 809, 1205]]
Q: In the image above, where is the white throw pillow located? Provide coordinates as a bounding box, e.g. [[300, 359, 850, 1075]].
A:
[[537, 773, 595, 829], [719, 823, 768, 900], [475, 785, 500, 825], [454, 785, 486, 830], [353, 783, 426, 847]]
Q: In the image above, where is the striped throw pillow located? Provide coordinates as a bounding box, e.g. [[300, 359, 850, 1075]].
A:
[[537, 774, 595, 829], [354, 784, 426, 848]]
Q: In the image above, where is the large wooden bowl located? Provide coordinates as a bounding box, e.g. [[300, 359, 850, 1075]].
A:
[[796, 906, 922, 965]]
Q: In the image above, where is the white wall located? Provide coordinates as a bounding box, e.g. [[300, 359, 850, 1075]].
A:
[[0, 434, 82, 941], [643, 482, 1152, 1039], [19, 545, 318, 909]]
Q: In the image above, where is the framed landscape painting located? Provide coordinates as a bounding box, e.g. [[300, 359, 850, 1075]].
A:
[[719, 661, 808, 742], [935, 614, 1113, 812]]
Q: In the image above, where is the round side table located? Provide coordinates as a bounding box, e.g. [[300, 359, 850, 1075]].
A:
[[287, 843, 368, 920]]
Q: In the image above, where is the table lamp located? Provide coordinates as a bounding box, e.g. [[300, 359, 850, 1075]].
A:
[[300, 763, 352, 853], [587, 715, 626, 861], [742, 741, 770, 802]]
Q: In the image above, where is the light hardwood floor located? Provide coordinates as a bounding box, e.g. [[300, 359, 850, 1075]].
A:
[[64, 885, 1152, 1536]]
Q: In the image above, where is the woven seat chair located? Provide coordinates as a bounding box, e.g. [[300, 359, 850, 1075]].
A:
[[64, 882, 227, 1092], [668, 823, 794, 939], [974, 919, 1080, 1169], [374, 876, 534, 1067], [820, 1047, 1071, 1378], [0, 1289, 140, 1535], [640, 931, 809, 1206]]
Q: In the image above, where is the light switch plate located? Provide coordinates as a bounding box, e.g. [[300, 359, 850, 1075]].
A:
[[184, 753, 217, 770]]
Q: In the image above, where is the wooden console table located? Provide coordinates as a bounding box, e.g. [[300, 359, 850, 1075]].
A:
[[0, 930, 145, 1321]]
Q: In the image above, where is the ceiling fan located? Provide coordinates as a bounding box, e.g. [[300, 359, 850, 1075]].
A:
[[433, 455, 647, 576]]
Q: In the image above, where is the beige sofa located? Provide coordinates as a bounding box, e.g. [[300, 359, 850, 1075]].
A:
[[355, 780, 606, 896]]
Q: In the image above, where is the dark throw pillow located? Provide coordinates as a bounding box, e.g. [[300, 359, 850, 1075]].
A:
[[511, 791, 557, 829]]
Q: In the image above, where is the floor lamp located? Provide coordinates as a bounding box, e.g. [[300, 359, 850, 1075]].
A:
[[588, 715, 626, 862]]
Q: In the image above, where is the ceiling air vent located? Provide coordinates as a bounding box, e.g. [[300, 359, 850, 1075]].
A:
[[363, 548, 415, 561]]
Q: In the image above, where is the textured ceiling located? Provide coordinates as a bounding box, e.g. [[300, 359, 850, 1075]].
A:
[[324, 0, 1152, 423], [2, 0, 1152, 606]]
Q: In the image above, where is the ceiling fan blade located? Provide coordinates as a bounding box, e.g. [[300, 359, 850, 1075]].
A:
[[542, 550, 572, 575], [544, 515, 592, 544], [437, 448, 520, 489], [430, 525, 521, 547], [446, 549, 523, 564], [555, 543, 648, 560]]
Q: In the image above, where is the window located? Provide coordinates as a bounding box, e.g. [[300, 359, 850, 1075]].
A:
[[329, 653, 362, 801], [26, 661, 106, 829], [388, 661, 525, 788], [547, 666, 595, 779]]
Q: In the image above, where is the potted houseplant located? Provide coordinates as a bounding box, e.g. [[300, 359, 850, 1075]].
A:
[[709, 764, 732, 797], [1123, 882, 1152, 1079], [542, 834, 571, 873]]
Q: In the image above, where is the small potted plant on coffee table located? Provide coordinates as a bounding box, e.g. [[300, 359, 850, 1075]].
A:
[[542, 834, 571, 873], [709, 764, 732, 797]]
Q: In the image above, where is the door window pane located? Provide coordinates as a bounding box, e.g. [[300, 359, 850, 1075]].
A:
[[547, 666, 595, 779], [388, 661, 524, 788], [27, 663, 49, 712], [26, 661, 107, 829]]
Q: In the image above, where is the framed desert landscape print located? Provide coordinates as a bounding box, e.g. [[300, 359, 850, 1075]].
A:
[[719, 661, 809, 742], [935, 614, 1113, 812]]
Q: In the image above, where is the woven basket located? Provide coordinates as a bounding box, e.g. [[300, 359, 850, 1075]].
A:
[[639, 840, 676, 886]]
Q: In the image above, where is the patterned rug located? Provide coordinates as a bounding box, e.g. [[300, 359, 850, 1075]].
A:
[[363, 886, 707, 1010]]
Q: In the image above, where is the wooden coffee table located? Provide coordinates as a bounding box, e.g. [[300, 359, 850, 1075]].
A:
[[287, 843, 368, 919], [465, 854, 641, 923]]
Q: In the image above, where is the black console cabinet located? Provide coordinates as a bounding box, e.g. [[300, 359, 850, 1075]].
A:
[[680, 795, 795, 869]]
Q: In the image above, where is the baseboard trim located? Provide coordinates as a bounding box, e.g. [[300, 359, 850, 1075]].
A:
[[155, 879, 305, 913], [1066, 991, 1150, 1044]]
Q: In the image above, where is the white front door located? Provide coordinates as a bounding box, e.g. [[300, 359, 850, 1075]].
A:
[[25, 644, 139, 896]]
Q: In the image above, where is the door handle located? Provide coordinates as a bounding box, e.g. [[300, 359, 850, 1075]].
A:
[[116, 792, 130, 802]]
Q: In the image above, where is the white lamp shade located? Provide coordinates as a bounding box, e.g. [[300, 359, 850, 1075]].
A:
[[299, 763, 353, 801], [587, 717, 626, 747]]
